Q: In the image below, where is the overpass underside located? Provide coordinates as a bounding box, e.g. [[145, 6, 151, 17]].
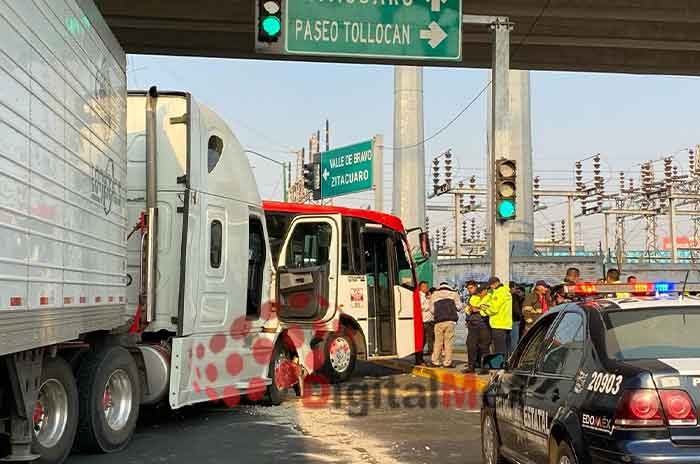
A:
[[94, 0, 700, 75]]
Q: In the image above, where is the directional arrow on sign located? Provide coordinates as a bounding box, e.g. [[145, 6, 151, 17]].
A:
[[427, 0, 448, 12], [419, 22, 447, 49], [322, 169, 330, 181]]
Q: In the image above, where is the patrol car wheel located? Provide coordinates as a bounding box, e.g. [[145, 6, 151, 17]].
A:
[[554, 441, 577, 464], [481, 412, 504, 464]]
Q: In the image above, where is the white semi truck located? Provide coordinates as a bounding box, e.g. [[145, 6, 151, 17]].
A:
[[0, 2, 430, 463], [0, 1, 303, 462]]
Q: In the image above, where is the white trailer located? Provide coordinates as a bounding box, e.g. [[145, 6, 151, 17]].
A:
[[0, 2, 302, 463]]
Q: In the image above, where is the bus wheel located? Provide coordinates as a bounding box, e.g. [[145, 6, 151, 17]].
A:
[[31, 356, 79, 464], [264, 341, 298, 406], [75, 346, 140, 454], [323, 331, 356, 384]]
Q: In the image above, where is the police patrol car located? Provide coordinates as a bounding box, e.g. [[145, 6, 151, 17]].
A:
[[480, 282, 700, 464]]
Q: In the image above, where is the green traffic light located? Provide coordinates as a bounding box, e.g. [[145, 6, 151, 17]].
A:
[[262, 16, 281, 37], [497, 199, 516, 219]]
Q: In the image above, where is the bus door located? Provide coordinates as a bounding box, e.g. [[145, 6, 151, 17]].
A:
[[362, 231, 417, 358], [362, 231, 396, 356], [276, 216, 340, 321], [391, 237, 418, 358]]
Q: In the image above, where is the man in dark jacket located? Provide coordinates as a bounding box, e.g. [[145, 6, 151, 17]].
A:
[[464, 284, 491, 373], [429, 282, 463, 368], [522, 280, 553, 333], [509, 282, 524, 352]]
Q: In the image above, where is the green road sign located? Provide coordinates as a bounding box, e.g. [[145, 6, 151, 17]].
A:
[[285, 0, 462, 61], [320, 140, 374, 198]]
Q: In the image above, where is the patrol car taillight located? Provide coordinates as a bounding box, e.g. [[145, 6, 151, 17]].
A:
[[658, 390, 697, 426], [615, 389, 664, 427]]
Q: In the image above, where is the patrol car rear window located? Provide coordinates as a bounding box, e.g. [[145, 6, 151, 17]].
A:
[[603, 307, 700, 360]]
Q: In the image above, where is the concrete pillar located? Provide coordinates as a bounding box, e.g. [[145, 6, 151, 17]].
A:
[[487, 69, 535, 258], [393, 65, 426, 248]]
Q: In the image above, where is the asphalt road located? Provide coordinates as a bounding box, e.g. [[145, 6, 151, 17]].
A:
[[67, 362, 484, 464]]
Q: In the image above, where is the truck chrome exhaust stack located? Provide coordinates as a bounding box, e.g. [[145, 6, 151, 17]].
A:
[[145, 86, 158, 323]]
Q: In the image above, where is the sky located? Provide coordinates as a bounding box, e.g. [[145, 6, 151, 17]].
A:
[[126, 55, 700, 251]]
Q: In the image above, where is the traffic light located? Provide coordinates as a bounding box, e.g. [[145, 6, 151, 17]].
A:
[[258, 0, 282, 43], [302, 163, 315, 191], [495, 159, 516, 222], [302, 161, 321, 200]]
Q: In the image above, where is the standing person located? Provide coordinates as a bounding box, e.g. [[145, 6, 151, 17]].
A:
[[564, 267, 581, 285], [606, 268, 621, 283], [464, 284, 491, 373], [419, 281, 434, 363], [605, 268, 629, 297], [509, 282, 524, 351], [430, 282, 462, 368], [522, 281, 552, 334], [551, 285, 571, 305], [483, 277, 512, 356], [464, 280, 478, 351]]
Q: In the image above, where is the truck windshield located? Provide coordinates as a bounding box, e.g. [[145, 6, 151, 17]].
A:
[[603, 306, 700, 360]]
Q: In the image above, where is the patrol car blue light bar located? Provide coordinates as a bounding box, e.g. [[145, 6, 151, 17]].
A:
[[654, 282, 674, 293]]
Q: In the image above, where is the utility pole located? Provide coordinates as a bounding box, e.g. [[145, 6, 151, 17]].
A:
[[489, 17, 512, 280], [614, 202, 626, 265], [669, 195, 678, 263], [325, 119, 330, 152], [393, 65, 426, 247], [454, 191, 462, 258], [372, 134, 384, 212], [567, 195, 576, 255]]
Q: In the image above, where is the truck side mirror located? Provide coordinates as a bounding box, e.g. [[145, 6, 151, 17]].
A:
[[419, 231, 431, 258]]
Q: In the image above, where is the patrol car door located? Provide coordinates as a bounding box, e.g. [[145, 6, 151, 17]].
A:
[[527, 310, 586, 464], [498, 315, 558, 463], [276, 216, 340, 321]]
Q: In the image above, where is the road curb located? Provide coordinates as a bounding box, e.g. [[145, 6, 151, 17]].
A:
[[373, 359, 490, 391]]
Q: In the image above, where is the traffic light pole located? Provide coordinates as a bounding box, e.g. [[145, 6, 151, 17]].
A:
[[244, 149, 289, 201], [454, 192, 462, 258], [489, 18, 512, 281]]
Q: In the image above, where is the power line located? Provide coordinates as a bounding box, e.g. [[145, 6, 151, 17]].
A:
[[382, 0, 553, 151]]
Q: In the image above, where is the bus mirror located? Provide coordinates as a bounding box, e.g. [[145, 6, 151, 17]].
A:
[[419, 231, 431, 258]]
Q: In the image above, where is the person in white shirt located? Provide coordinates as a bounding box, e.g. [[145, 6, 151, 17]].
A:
[[419, 281, 434, 361]]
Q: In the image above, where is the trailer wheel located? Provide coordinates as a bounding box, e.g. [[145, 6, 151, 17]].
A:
[[322, 331, 356, 384], [75, 346, 140, 454], [31, 356, 79, 464]]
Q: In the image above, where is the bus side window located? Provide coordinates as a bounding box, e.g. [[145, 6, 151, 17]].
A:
[[341, 218, 351, 274], [395, 238, 415, 289], [351, 220, 363, 274], [247, 217, 266, 318]]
